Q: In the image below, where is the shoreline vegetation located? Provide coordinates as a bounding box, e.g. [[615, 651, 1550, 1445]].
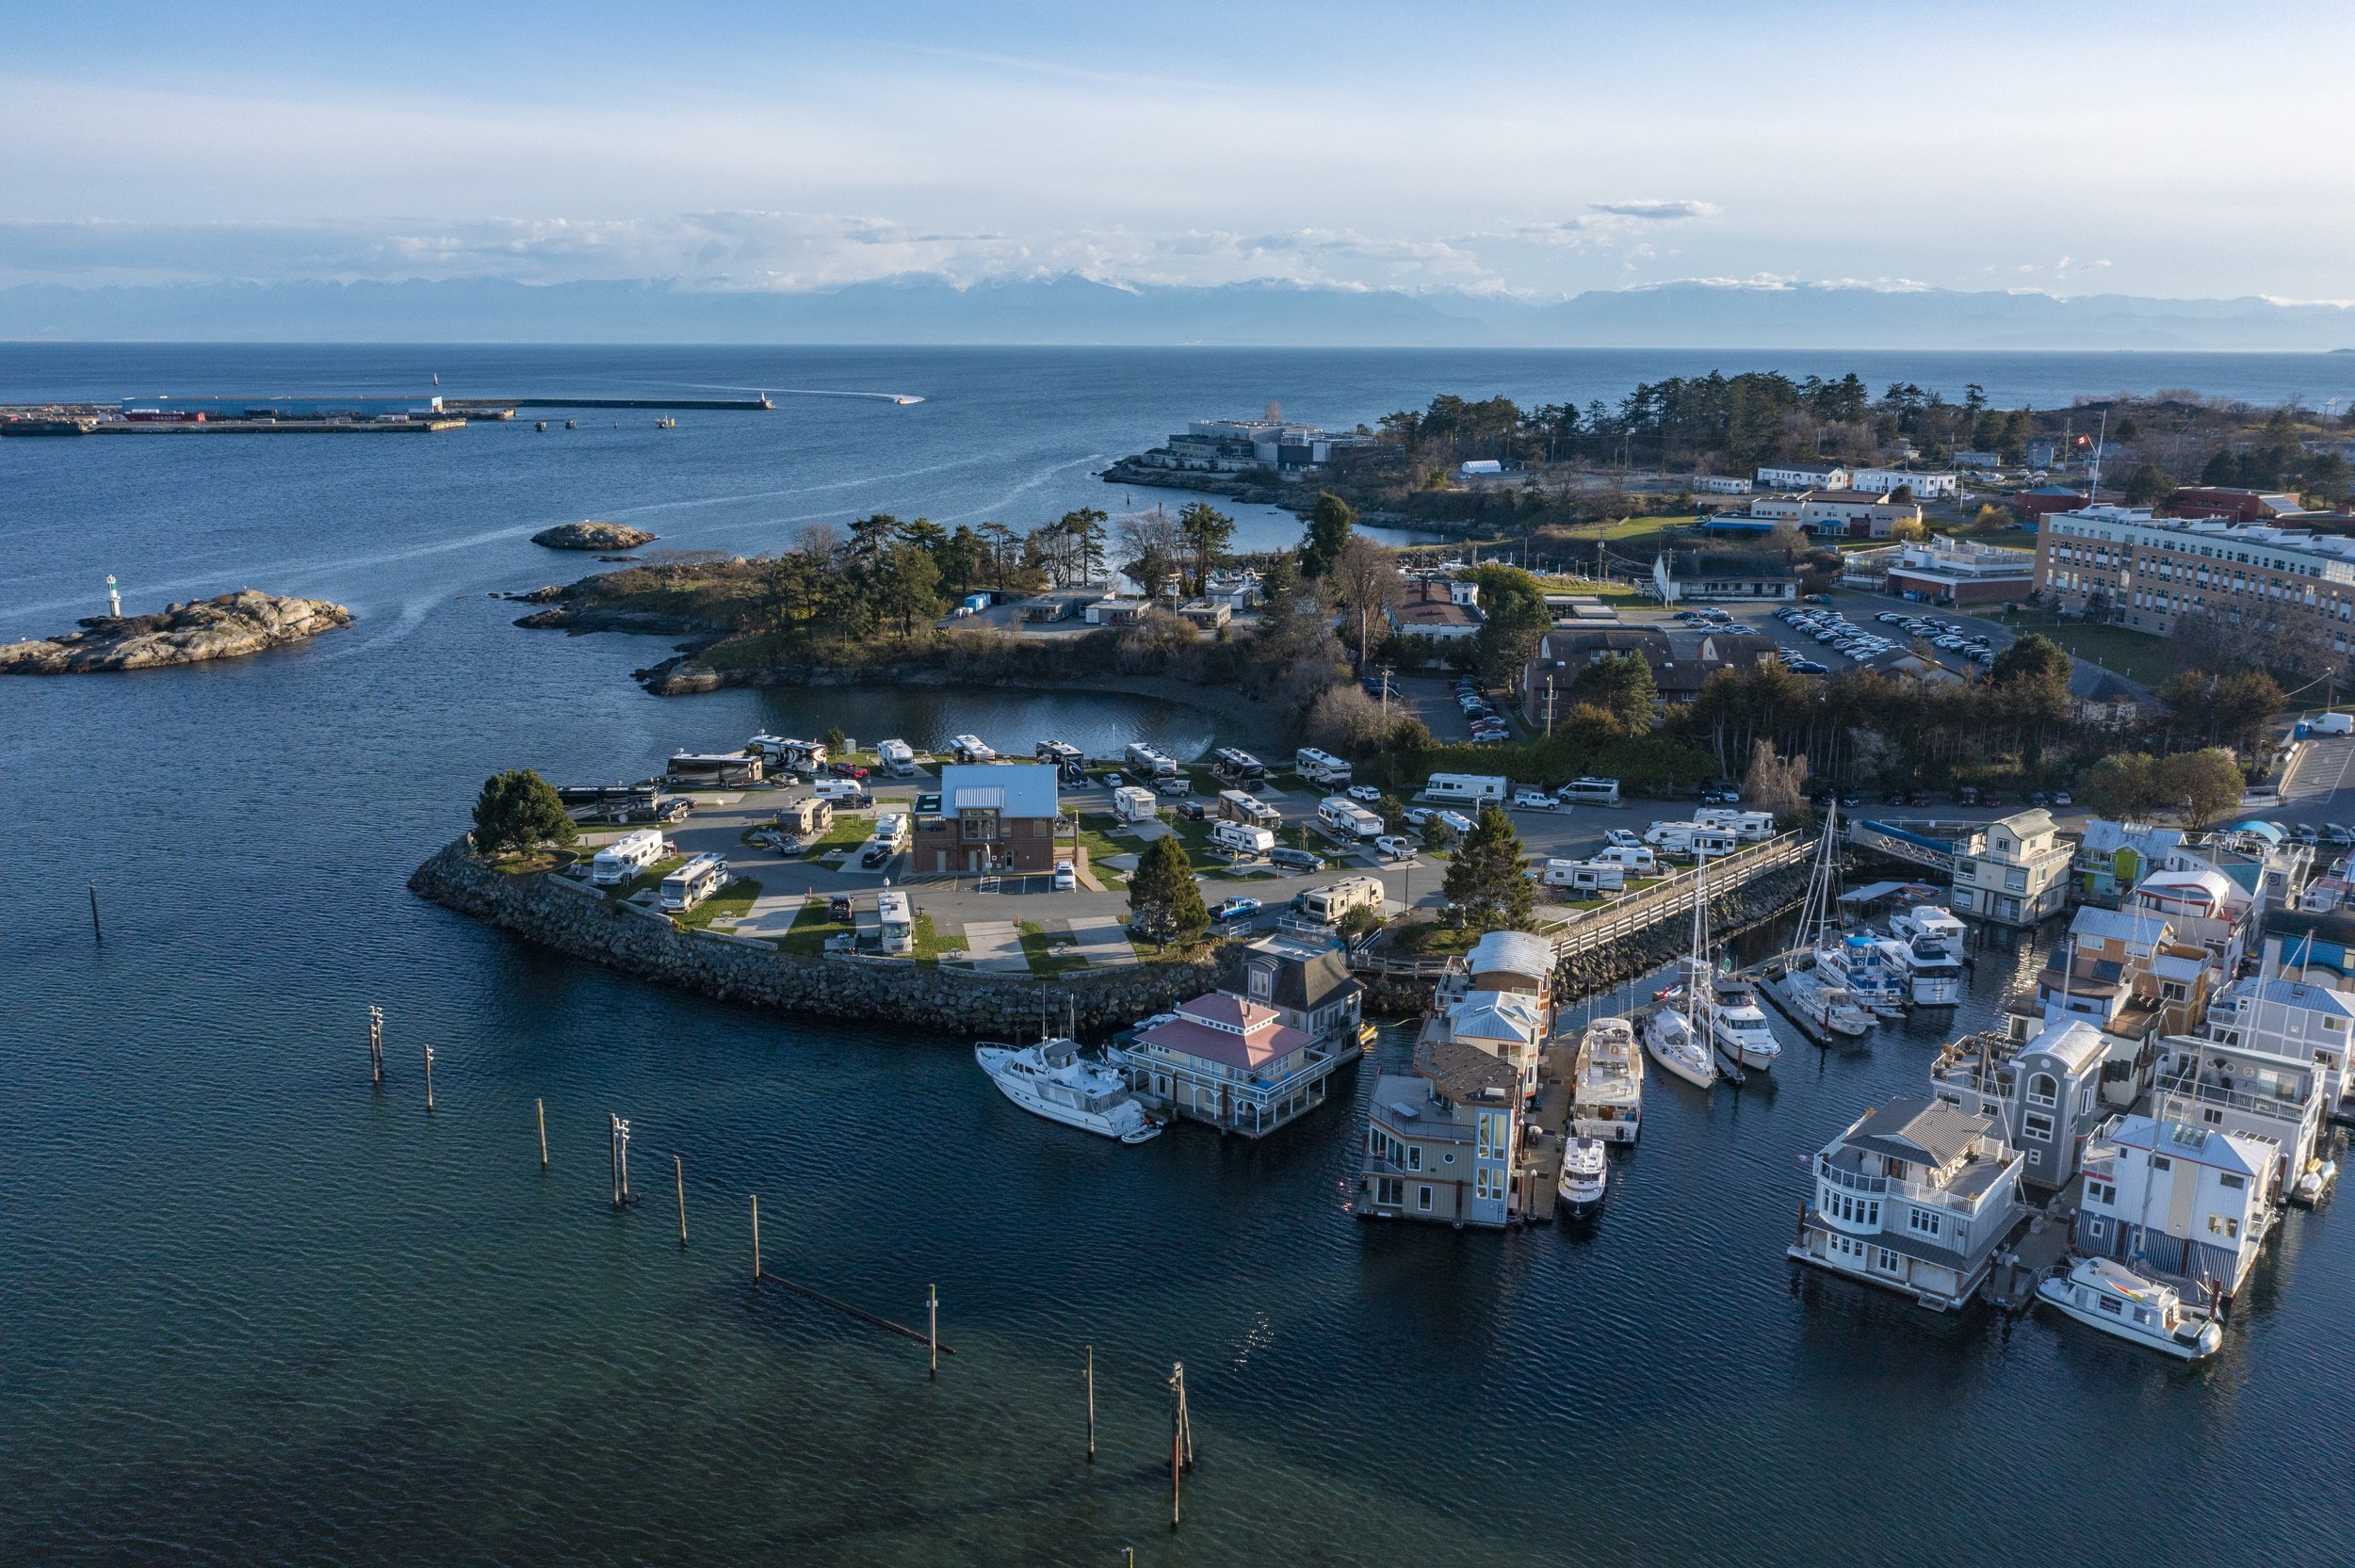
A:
[[0, 589, 351, 674]]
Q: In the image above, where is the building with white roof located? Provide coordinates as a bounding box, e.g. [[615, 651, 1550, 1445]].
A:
[[1850, 467, 1960, 500], [2073, 819, 2185, 901], [1755, 460, 1850, 491], [1883, 534, 2038, 606], [2076, 1114, 2274, 1296], [1791, 1097, 2027, 1311], [1951, 809, 2071, 928], [1928, 1019, 2110, 1189]]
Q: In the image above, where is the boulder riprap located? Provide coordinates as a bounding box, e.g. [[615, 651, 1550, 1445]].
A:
[[0, 590, 353, 674], [531, 520, 657, 550]]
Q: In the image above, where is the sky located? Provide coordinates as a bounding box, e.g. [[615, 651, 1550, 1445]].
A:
[[5, 0, 2352, 303]]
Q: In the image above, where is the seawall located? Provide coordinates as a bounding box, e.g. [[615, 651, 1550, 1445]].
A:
[[407, 839, 1235, 1039]]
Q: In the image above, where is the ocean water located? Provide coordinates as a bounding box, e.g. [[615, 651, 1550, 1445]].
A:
[[3, 345, 2351, 1566]]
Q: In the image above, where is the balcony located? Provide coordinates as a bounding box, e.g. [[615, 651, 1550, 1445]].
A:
[[2154, 1069, 2313, 1124]]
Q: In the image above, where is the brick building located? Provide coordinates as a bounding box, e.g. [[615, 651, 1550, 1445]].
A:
[[912, 763, 1063, 875]]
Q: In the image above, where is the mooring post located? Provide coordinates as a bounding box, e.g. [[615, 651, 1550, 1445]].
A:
[[536, 1097, 548, 1169], [1086, 1344, 1096, 1463], [750, 1194, 761, 1279], [928, 1285, 939, 1380], [89, 881, 102, 943], [368, 1006, 383, 1088], [609, 1116, 631, 1207], [674, 1155, 688, 1247], [423, 1044, 435, 1112]]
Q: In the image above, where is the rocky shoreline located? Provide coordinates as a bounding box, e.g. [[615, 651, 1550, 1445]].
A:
[[407, 838, 1240, 1037], [531, 520, 658, 550], [1, 589, 352, 674]]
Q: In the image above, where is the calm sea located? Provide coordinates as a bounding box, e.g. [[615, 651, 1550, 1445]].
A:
[[3, 346, 2350, 1566]]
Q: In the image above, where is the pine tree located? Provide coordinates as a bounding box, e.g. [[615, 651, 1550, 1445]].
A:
[[1441, 803, 1534, 931], [1128, 833, 1208, 948], [472, 768, 577, 858]]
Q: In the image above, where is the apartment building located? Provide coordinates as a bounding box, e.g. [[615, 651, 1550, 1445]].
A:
[[1850, 467, 1961, 500], [2036, 505, 2355, 655]]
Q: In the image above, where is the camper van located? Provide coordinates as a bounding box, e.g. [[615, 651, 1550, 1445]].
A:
[[876, 890, 914, 956], [1590, 845, 1657, 874], [1295, 748, 1353, 787], [1423, 773, 1507, 805], [1125, 741, 1178, 778], [875, 738, 917, 777], [591, 828, 667, 886], [1113, 785, 1160, 824], [950, 734, 997, 764], [1540, 858, 1626, 895], [1694, 807, 1775, 842], [658, 852, 729, 913], [859, 812, 911, 867], [666, 752, 764, 788], [1317, 796, 1383, 841], [1217, 788, 1282, 829], [1210, 820, 1276, 859], [1211, 747, 1266, 785], [1555, 776, 1622, 807], [1296, 875, 1386, 927], [1642, 822, 1737, 859]]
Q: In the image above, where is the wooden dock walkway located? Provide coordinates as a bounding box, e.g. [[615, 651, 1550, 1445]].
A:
[[1984, 1182, 2080, 1313], [1514, 1033, 1581, 1224]]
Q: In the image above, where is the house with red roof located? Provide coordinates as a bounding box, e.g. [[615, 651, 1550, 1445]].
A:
[[1113, 987, 1342, 1139]]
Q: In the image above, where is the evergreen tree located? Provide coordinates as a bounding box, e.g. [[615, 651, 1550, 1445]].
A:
[[1301, 493, 1356, 577], [472, 768, 577, 858], [1128, 833, 1209, 947], [1441, 804, 1534, 931]]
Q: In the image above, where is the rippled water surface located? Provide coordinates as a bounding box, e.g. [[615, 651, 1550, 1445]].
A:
[[4, 346, 2352, 1566]]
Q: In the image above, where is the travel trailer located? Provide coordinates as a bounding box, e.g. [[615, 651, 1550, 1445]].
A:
[[1295, 748, 1353, 787], [1317, 797, 1384, 841]]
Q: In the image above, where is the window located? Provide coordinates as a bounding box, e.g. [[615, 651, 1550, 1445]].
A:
[[1416, 1185, 1433, 1212], [2152, 1156, 2172, 1172], [1907, 1206, 1942, 1237], [2201, 1108, 2223, 1125], [1875, 1247, 1897, 1272], [2208, 1214, 2223, 1234], [2027, 1073, 2058, 1108], [2088, 1217, 2108, 1240], [2219, 1172, 2245, 1189], [1406, 1145, 1421, 1171], [2024, 1113, 2055, 1142], [1443, 1152, 1455, 1165], [2098, 1295, 2124, 1316], [2327, 1016, 2347, 1033], [1375, 1177, 1403, 1206]]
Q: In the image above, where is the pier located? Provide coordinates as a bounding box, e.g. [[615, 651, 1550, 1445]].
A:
[[1513, 1031, 1581, 1223], [465, 396, 775, 411]]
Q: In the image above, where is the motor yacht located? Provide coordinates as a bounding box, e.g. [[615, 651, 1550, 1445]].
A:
[[975, 1038, 1162, 1143], [1770, 962, 1874, 1040], [1882, 905, 1966, 1006], [2036, 1255, 2223, 1360], [1571, 1016, 1644, 1143], [1816, 933, 1907, 1017], [1695, 968, 1782, 1073], [1557, 1136, 1609, 1218]]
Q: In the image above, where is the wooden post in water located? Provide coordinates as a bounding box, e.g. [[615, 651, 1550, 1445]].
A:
[[750, 1194, 761, 1279], [368, 1006, 383, 1087], [423, 1044, 435, 1112], [928, 1285, 938, 1380], [1167, 1361, 1190, 1530], [536, 1098, 547, 1169], [609, 1116, 631, 1206], [89, 881, 102, 942], [1086, 1345, 1096, 1463], [674, 1155, 688, 1246]]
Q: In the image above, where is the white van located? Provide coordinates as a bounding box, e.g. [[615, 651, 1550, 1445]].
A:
[[591, 828, 667, 886], [1295, 748, 1353, 787], [1556, 776, 1621, 807], [1591, 845, 1657, 873], [1541, 858, 1626, 894], [658, 852, 729, 913], [1317, 796, 1383, 841], [2314, 712, 2355, 736], [1297, 875, 1386, 926], [1424, 772, 1507, 805], [1695, 807, 1776, 842], [1210, 820, 1275, 858], [1113, 785, 1160, 823]]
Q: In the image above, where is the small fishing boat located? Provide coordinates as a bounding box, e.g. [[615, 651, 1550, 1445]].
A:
[[2036, 1255, 2223, 1360], [1557, 1136, 1609, 1218], [975, 1038, 1162, 1143]]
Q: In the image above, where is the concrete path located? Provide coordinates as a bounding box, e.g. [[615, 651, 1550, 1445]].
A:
[[956, 919, 1031, 974], [728, 890, 808, 939], [2282, 736, 2355, 813], [1060, 914, 1140, 968]]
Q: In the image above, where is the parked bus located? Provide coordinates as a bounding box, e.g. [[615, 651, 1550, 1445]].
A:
[[1294, 748, 1353, 787], [1317, 796, 1383, 841], [658, 852, 729, 913], [1423, 772, 1507, 805], [1555, 776, 1622, 807], [591, 828, 667, 886], [1296, 875, 1386, 926]]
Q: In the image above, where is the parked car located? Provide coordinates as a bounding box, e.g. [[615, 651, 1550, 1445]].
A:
[[2327, 822, 2354, 845], [1270, 847, 1325, 872], [1178, 800, 1208, 820], [2051, 791, 2072, 807], [1511, 788, 1553, 810], [1700, 785, 1741, 804], [1212, 896, 1261, 923], [1053, 860, 1078, 890], [1346, 784, 1383, 803], [1401, 806, 1435, 827], [1604, 828, 1642, 849], [828, 896, 853, 922], [1374, 834, 1415, 860], [829, 762, 869, 780], [860, 843, 893, 868]]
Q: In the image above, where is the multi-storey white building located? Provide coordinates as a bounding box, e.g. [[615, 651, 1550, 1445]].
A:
[[1791, 1097, 2026, 1311], [2076, 1114, 2273, 1296], [2037, 506, 2355, 655], [1850, 467, 1961, 500], [1755, 460, 1850, 490]]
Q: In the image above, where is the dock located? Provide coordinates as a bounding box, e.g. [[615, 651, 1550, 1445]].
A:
[[1983, 1183, 2080, 1313], [469, 396, 775, 411], [1514, 1031, 1581, 1223]]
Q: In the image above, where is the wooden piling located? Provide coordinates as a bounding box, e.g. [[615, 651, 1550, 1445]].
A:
[[89, 881, 102, 942], [1086, 1344, 1096, 1463], [423, 1043, 435, 1112], [674, 1155, 688, 1246], [536, 1097, 547, 1169], [368, 1006, 383, 1088], [751, 1194, 762, 1279], [928, 1285, 938, 1380]]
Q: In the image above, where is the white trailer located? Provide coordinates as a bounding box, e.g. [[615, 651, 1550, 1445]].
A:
[[1695, 807, 1776, 841], [1297, 875, 1386, 926], [1541, 858, 1626, 894], [1590, 845, 1658, 873], [877, 889, 914, 955], [591, 828, 667, 886], [1210, 820, 1275, 858], [1644, 822, 1736, 858], [1295, 748, 1353, 787], [1423, 772, 1507, 805], [658, 852, 729, 913], [1317, 796, 1383, 841], [1113, 785, 1160, 823], [1126, 741, 1178, 778], [950, 734, 997, 764]]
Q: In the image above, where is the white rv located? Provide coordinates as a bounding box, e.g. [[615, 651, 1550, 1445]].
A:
[[1317, 796, 1383, 841], [1541, 858, 1626, 894], [1295, 748, 1353, 787], [950, 734, 997, 764], [1423, 773, 1507, 805], [748, 735, 826, 773], [1297, 876, 1386, 926], [591, 828, 667, 886], [658, 852, 729, 913], [876, 889, 914, 955], [1125, 741, 1178, 778], [1210, 820, 1275, 858], [1113, 785, 1161, 823], [1643, 822, 1736, 859], [1694, 807, 1775, 842], [1590, 845, 1657, 873], [1555, 776, 1621, 807], [876, 738, 917, 777]]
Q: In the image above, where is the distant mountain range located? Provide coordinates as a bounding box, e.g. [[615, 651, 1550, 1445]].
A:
[[3, 274, 2352, 350]]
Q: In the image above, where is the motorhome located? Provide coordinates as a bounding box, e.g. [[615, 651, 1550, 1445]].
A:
[[1541, 858, 1626, 894], [1211, 747, 1267, 785], [1125, 741, 1178, 778], [1297, 876, 1386, 926], [1113, 785, 1160, 824], [748, 735, 826, 773], [1590, 845, 1657, 873], [1555, 776, 1621, 807], [869, 812, 910, 853], [591, 828, 667, 886], [1295, 748, 1353, 787], [1210, 820, 1276, 858], [875, 739, 917, 777], [876, 890, 914, 955], [811, 777, 869, 804], [1643, 822, 1737, 859], [666, 752, 763, 788], [1423, 773, 1507, 805], [950, 734, 997, 764], [1034, 739, 1084, 778], [1317, 796, 1384, 841], [1218, 788, 1282, 829], [1694, 807, 1776, 842], [658, 852, 729, 913]]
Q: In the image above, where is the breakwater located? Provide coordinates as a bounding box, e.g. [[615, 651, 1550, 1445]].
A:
[[407, 838, 1233, 1037], [1555, 861, 1813, 998]]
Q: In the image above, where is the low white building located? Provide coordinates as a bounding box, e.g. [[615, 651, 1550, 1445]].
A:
[[1755, 460, 1850, 490], [2076, 1114, 2273, 1296], [1951, 809, 2071, 928], [1791, 1097, 2027, 1311], [1692, 474, 1753, 494], [1850, 467, 1961, 500]]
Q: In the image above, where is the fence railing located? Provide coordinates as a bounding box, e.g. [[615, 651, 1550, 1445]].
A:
[[1549, 832, 1812, 961]]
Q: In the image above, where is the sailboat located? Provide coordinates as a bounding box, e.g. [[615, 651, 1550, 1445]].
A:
[[1764, 802, 1874, 1042], [1644, 854, 1723, 1089]]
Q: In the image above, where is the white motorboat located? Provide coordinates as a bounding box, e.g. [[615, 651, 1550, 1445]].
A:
[[975, 1038, 1162, 1143], [1774, 962, 1873, 1039], [2036, 1255, 2222, 1360], [1817, 933, 1907, 1017], [2291, 1157, 2339, 1207], [1571, 1016, 1644, 1143], [1882, 905, 1966, 1006], [1697, 968, 1782, 1073], [1557, 1136, 1609, 1218]]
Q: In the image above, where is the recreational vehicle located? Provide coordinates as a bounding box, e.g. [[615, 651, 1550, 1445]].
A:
[[875, 739, 917, 777], [950, 734, 997, 764], [748, 735, 825, 773], [1218, 789, 1282, 829], [1210, 821, 1276, 859], [1541, 858, 1626, 894], [1423, 773, 1507, 805], [1296, 876, 1386, 927], [775, 797, 834, 837], [1113, 785, 1161, 823], [1295, 748, 1353, 787], [658, 852, 729, 913], [1694, 807, 1776, 842], [666, 752, 763, 788], [1317, 797, 1384, 841], [591, 828, 667, 886], [1642, 822, 1737, 859], [876, 890, 915, 955], [1211, 747, 1267, 785], [1125, 742, 1178, 778], [1590, 845, 1657, 873]]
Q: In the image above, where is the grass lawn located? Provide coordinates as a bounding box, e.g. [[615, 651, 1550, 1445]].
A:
[[1402, 923, 1483, 958], [1989, 609, 2192, 685], [910, 912, 967, 964], [777, 900, 849, 957], [1018, 920, 1090, 978], [1568, 512, 1697, 540], [609, 854, 686, 900], [674, 874, 762, 930], [1075, 812, 1133, 865]]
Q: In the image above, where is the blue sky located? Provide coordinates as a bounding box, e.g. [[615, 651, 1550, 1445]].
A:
[[5, 1, 2349, 301]]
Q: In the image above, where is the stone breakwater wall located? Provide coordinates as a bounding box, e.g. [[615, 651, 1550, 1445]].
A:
[[407, 840, 1233, 1039], [1555, 863, 1813, 1000]]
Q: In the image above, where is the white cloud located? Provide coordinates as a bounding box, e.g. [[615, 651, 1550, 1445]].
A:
[[1587, 201, 1716, 220]]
